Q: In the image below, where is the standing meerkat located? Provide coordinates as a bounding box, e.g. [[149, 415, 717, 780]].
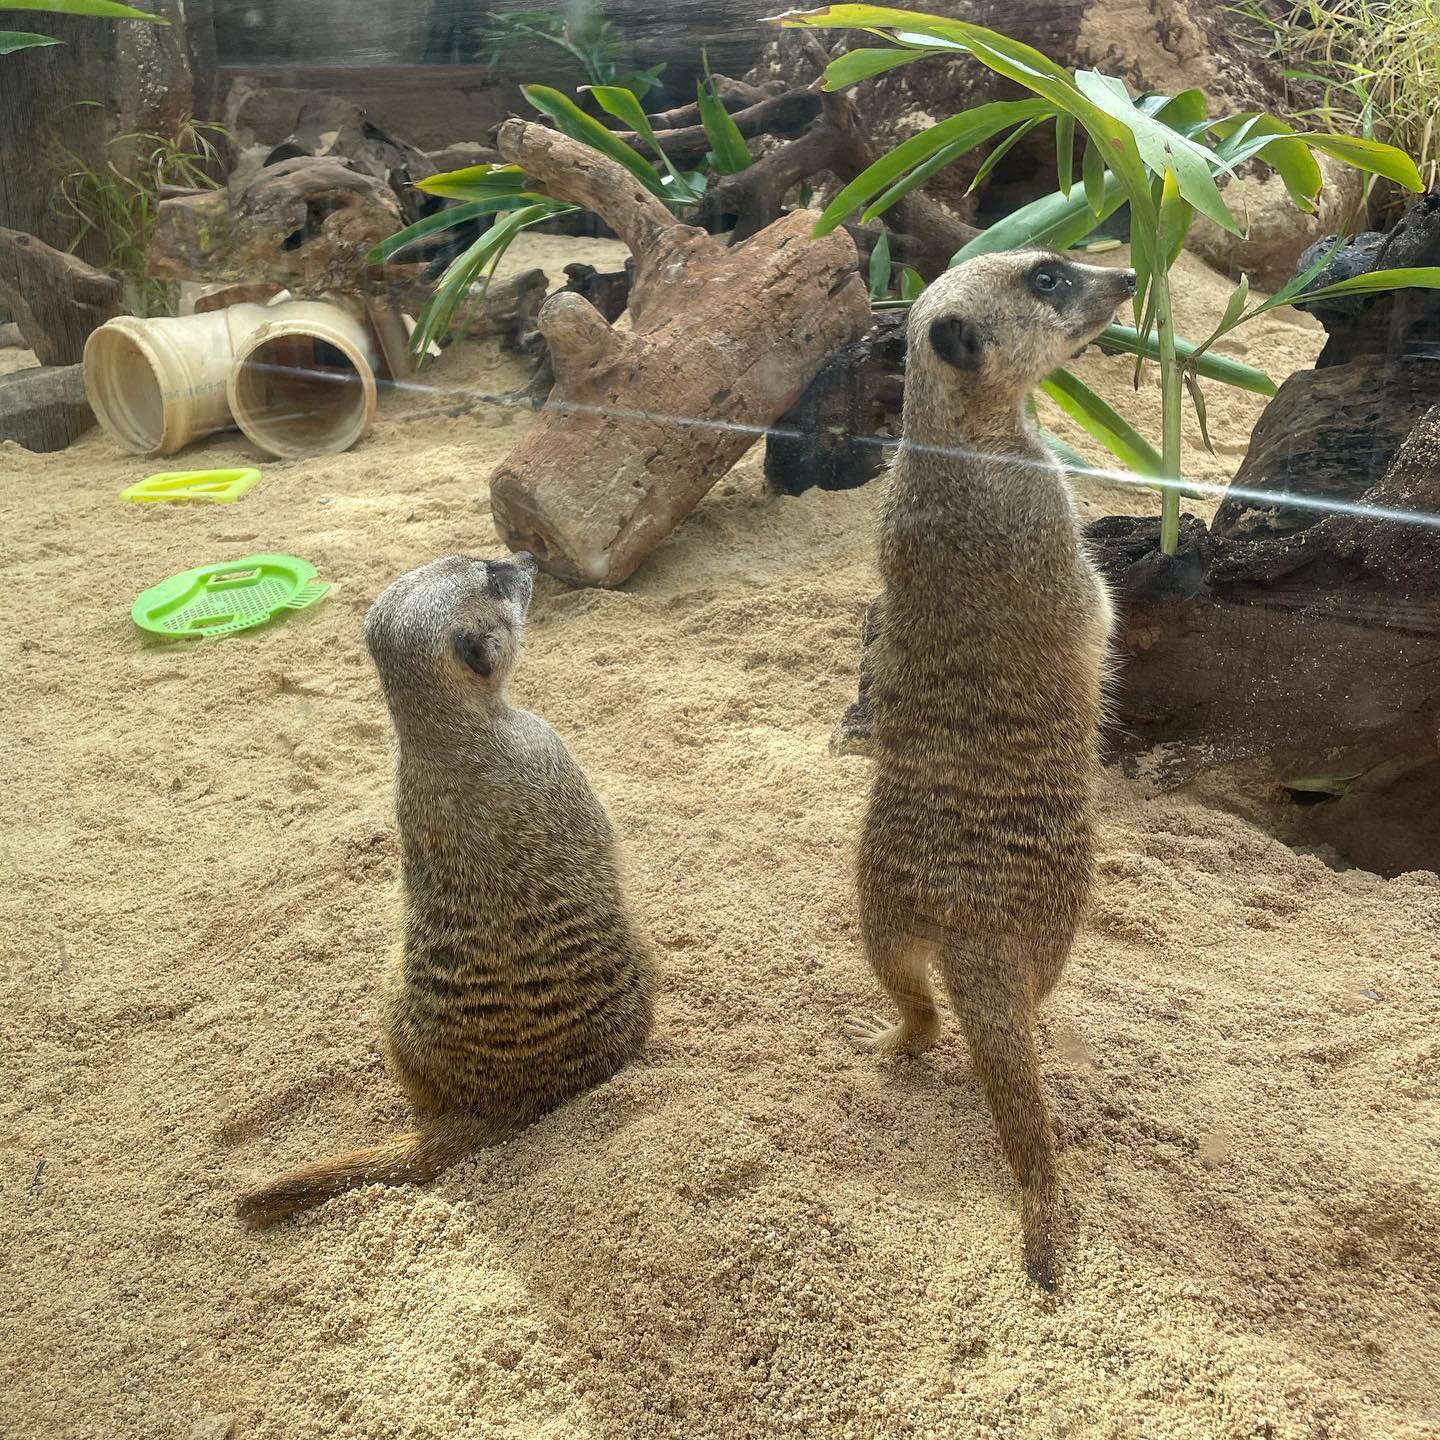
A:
[[236, 553, 657, 1226], [846, 251, 1135, 1290]]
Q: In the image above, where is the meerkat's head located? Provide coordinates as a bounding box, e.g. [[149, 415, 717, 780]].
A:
[[363, 552, 537, 707], [910, 250, 1137, 397]]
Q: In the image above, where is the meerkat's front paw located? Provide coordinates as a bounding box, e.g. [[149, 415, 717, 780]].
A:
[[843, 1013, 938, 1055]]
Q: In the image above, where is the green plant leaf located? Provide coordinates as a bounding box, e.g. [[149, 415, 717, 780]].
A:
[[1211, 114, 1323, 212], [0, 27, 58, 48], [585, 83, 703, 202], [822, 44, 940, 88], [1075, 69, 1239, 234], [410, 201, 573, 358], [1081, 136, 1106, 214], [1298, 132, 1424, 191], [899, 265, 925, 300], [859, 136, 967, 223], [523, 83, 667, 196], [1184, 369, 1214, 454], [868, 227, 892, 298], [1156, 167, 1191, 267], [1054, 112, 1074, 197], [416, 163, 529, 202], [0, 0, 165, 15], [966, 115, 1044, 194], [1039, 367, 1164, 477], [1287, 265, 1440, 305], [366, 197, 554, 265], [1151, 88, 1210, 131], [696, 71, 752, 174], [953, 173, 1124, 261], [1098, 320, 1275, 394], [817, 98, 1051, 233]]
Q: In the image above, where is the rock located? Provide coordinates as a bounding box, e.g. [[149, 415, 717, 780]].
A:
[[1215, 358, 1440, 541], [1187, 153, 1366, 291], [186, 1417, 237, 1440], [0, 365, 94, 453]]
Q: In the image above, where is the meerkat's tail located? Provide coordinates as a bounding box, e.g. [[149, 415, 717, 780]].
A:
[[235, 1113, 504, 1228]]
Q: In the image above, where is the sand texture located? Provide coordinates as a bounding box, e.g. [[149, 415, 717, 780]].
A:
[[3, 238, 1437, 1440]]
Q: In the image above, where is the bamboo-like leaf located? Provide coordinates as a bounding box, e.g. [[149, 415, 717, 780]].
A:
[[1184, 274, 1250, 367], [1081, 136, 1106, 214], [523, 83, 667, 196], [696, 70, 752, 174], [822, 44, 939, 88], [1285, 265, 1440, 305], [0, 27, 58, 48], [1039, 367, 1164, 476], [899, 265, 925, 301], [366, 197, 553, 265], [1099, 320, 1275, 394], [410, 202, 572, 358], [1054, 112, 1074, 198], [966, 115, 1043, 195], [1156, 167, 1191, 268], [868, 228, 892, 298], [0, 0, 166, 16], [416, 163, 528, 202], [1184, 370, 1214, 454], [1151, 88, 1209, 131], [1075, 69, 1239, 235], [585, 84, 702, 202], [954, 173, 1124, 261], [817, 99, 1051, 234], [1300, 133, 1424, 191], [1211, 114, 1322, 212], [860, 136, 970, 223]]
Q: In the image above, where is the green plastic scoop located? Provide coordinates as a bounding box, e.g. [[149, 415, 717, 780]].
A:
[[131, 554, 329, 639]]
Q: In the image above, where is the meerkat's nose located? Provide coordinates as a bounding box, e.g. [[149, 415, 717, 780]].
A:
[[1120, 270, 1138, 294], [512, 551, 538, 573]]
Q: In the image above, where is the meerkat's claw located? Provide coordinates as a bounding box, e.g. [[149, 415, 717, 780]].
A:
[[843, 1014, 938, 1055]]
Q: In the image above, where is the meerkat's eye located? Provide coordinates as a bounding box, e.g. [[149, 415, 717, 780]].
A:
[[1032, 268, 1060, 294]]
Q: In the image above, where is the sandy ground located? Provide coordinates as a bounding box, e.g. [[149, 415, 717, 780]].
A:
[[3, 234, 1437, 1440]]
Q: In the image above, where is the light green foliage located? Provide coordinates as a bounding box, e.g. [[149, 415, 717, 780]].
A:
[[481, 2, 664, 102], [774, 3, 1429, 554], [1, 0, 165, 55], [374, 62, 754, 363], [1232, 0, 1440, 198], [696, 55, 753, 174], [52, 115, 225, 317]]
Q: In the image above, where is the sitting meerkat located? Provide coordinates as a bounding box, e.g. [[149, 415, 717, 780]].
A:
[[845, 250, 1135, 1290], [236, 553, 657, 1226]]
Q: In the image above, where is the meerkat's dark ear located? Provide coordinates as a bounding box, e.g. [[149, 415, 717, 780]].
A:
[[929, 316, 982, 371], [454, 628, 499, 679]]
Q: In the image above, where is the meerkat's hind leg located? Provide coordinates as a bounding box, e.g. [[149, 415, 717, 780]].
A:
[[845, 918, 941, 1056], [942, 948, 1061, 1291]]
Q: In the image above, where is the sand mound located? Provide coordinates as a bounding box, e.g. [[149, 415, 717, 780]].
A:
[[3, 237, 1436, 1440]]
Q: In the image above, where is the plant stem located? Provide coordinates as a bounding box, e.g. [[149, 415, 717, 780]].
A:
[[1153, 264, 1184, 556]]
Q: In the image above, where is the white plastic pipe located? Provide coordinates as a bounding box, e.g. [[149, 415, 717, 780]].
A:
[[83, 304, 274, 456], [226, 301, 379, 460], [82, 298, 381, 459]]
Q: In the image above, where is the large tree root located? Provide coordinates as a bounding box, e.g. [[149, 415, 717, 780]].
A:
[[485, 119, 869, 589]]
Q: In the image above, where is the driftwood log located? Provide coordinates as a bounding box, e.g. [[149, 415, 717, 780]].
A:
[[486, 118, 869, 588], [148, 157, 405, 293], [0, 228, 122, 367]]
